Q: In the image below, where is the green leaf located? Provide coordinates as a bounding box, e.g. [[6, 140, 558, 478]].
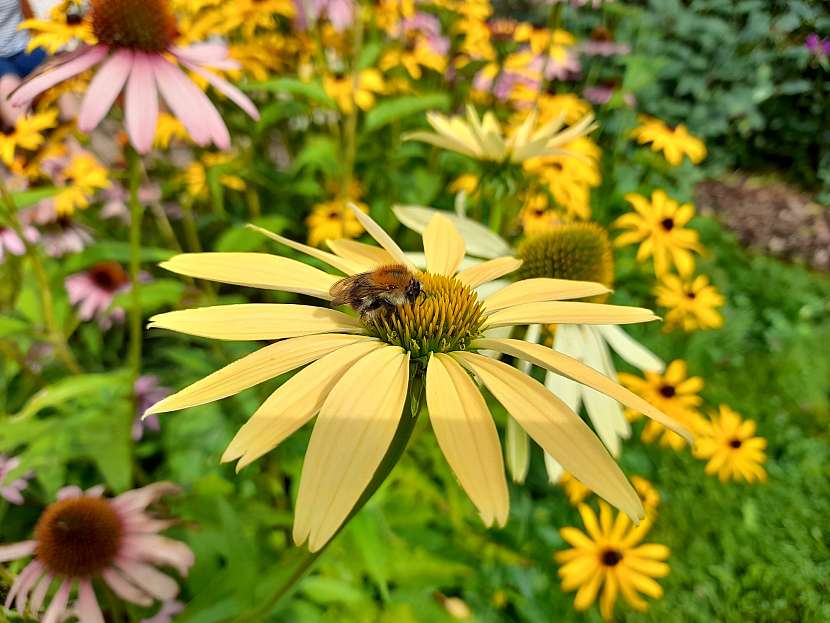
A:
[[112, 279, 185, 313], [63, 242, 174, 272], [214, 216, 291, 252], [10, 371, 130, 420], [10, 187, 59, 209], [244, 77, 335, 106], [364, 93, 451, 131], [0, 315, 29, 338]]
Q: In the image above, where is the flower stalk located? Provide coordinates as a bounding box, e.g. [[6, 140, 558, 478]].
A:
[[127, 148, 144, 403], [0, 176, 80, 374]]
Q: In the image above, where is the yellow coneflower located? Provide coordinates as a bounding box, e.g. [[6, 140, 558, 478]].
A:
[[694, 405, 767, 483], [654, 273, 725, 332], [556, 502, 670, 620], [53, 153, 110, 216], [145, 207, 690, 551], [631, 116, 706, 166], [406, 105, 596, 164], [613, 190, 702, 277], [618, 359, 704, 450], [305, 199, 367, 247], [0, 110, 59, 166]]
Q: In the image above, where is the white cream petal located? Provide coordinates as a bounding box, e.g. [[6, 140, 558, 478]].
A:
[[326, 239, 396, 269], [427, 354, 509, 526], [159, 253, 338, 299], [423, 214, 466, 276], [483, 302, 659, 329], [293, 346, 409, 551], [346, 203, 415, 271], [145, 334, 372, 416], [245, 224, 365, 275], [472, 337, 693, 443], [393, 205, 512, 259], [222, 340, 386, 467], [456, 257, 523, 289], [483, 278, 612, 312], [148, 304, 364, 341], [595, 324, 665, 373], [452, 351, 643, 520]]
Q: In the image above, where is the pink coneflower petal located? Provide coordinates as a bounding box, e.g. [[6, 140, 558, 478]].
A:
[[0, 540, 37, 561], [78, 50, 134, 132], [116, 560, 179, 601], [29, 573, 53, 614], [182, 62, 260, 120], [169, 44, 236, 67], [42, 579, 71, 623], [125, 52, 160, 154], [77, 579, 105, 623], [10, 46, 108, 107], [151, 57, 211, 146], [85, 484, 107, 497], [57, 485, 84, 500], [1, 486, 24, 504], [122, 535, 195, 576], [5, 559, 40, 608], [101, 568, 153, 607], [112, 482, 180, 514]]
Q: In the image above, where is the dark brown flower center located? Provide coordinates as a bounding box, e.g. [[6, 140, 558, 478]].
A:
[[661, 217, 675, 231], [90, 0, 178, 52], [66, 12, 83, 25], [686, 290, 697, 300], [659, 384, 676, 398], [88, 261, 129, 292], [729, 438, 742, 449], [600, 548, 622, 566], [35, 496, 123, 577]]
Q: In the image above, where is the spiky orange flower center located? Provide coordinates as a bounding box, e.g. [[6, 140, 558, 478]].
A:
[[35, 496, 123, 577], [90, 0, 178, 52], [366, 273, 485, 359], [88, 261, 129, 292]]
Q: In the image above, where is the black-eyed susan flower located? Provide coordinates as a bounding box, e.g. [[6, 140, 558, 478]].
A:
[[0, 483, 193, 623], [631, 116, 706, 166], [395, 207, 667, 483], [10, 0, 259, 153], [53, 152, 110, 216], [618, 359, 703, 450], [0, 109, 58, 166], [654, 273, 725, 332], [305, 199, 367, 247], [631, 476, 660, 517], [614, 190, 702, 277], [559, 471, 591, 505], [145, 206, 690, 551], [405, 105, 596, 164], [556, 502, 670, 620], [694, 405, 767, 483], [183, 152, 245, 199], [323, 69, 386, 114], [20, 0, 96, 54]]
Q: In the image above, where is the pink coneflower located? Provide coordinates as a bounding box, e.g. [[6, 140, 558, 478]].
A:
[[24, 202, 94, 258], [0, 225, 38, 263], [0, 482, 193, 623], [133, 375, 171, 440], [0, 455, 30, 505], [100, 181, 163, 223], [294, 0, 355, 32], [141, 600, 185, 623], [65, 261, 131, 329], [10, 0, 260, 154]]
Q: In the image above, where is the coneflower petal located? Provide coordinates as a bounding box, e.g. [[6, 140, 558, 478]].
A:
[[76, 579, 104, 623], [125, 52, 159, 154], [10, 45, 107, 107], [483, 278, 611, 312], [224, 340, 386, 468], [147, 304, 364, 341], [452, 352, 644, 522], [427, 353, 509, 527], [152, 57, 211, 146], [78, 49, 133, 132], [423, 214, 465, 276], [483, 301, 658, 328], [181, 62, 260, 121], [326, 239, 396, 270], [294, 347, 409, 551], [145, 334, 371, 416]]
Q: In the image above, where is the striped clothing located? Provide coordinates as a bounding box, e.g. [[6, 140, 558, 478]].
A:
[[0, 0, 28, 57]]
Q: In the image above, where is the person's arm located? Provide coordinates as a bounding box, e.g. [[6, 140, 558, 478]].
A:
[[20, 0, 34, 19]]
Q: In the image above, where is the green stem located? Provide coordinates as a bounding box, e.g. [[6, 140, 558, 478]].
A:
[[232, 367, 425, 622], [127, 150, 144, 401], [0, 177, 80, 374], [180, 196, 202, 253]]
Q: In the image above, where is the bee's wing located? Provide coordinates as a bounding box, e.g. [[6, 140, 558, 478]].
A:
[[329, 273, 364, 307]]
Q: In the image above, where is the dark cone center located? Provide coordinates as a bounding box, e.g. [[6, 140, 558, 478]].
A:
[[661, 217, 675, 231], [729, 438, 742, 449], [601, 548, 622, 567], [659, 384, 676, 398], [88, 261, 129, 292]]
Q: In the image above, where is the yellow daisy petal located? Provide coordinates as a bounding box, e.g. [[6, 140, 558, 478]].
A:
[[423, 214, 466, 276], [245, 224, 365, 275], [482, 302, 659, 329], [326, 239, 396, 269], [455, 257, 523, 289], [483, 278, 612, 312]]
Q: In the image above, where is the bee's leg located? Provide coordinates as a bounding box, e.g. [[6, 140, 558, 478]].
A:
[[358, 297, 384, 323]]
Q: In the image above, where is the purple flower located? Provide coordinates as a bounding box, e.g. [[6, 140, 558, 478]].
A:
[[0, 226, 38, 263], [0, 455, 31, 505], [401, 13, 442, 38], [293, 0, 355, 32], [133, 375, 172, 440], [100, 181, 163, 223], [65, 261, 132, 329], [579, 40, 630, 57], [805, 33, 830, 56], [21, 203, 93, 258]]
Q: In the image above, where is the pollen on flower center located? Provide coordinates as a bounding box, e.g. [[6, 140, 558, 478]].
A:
[[516, 223, 614, 302], [600, 548, 623, 566], [90, 0, 178, 52], [35, 496, 123, 577], [365, 273, 484, 359]]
